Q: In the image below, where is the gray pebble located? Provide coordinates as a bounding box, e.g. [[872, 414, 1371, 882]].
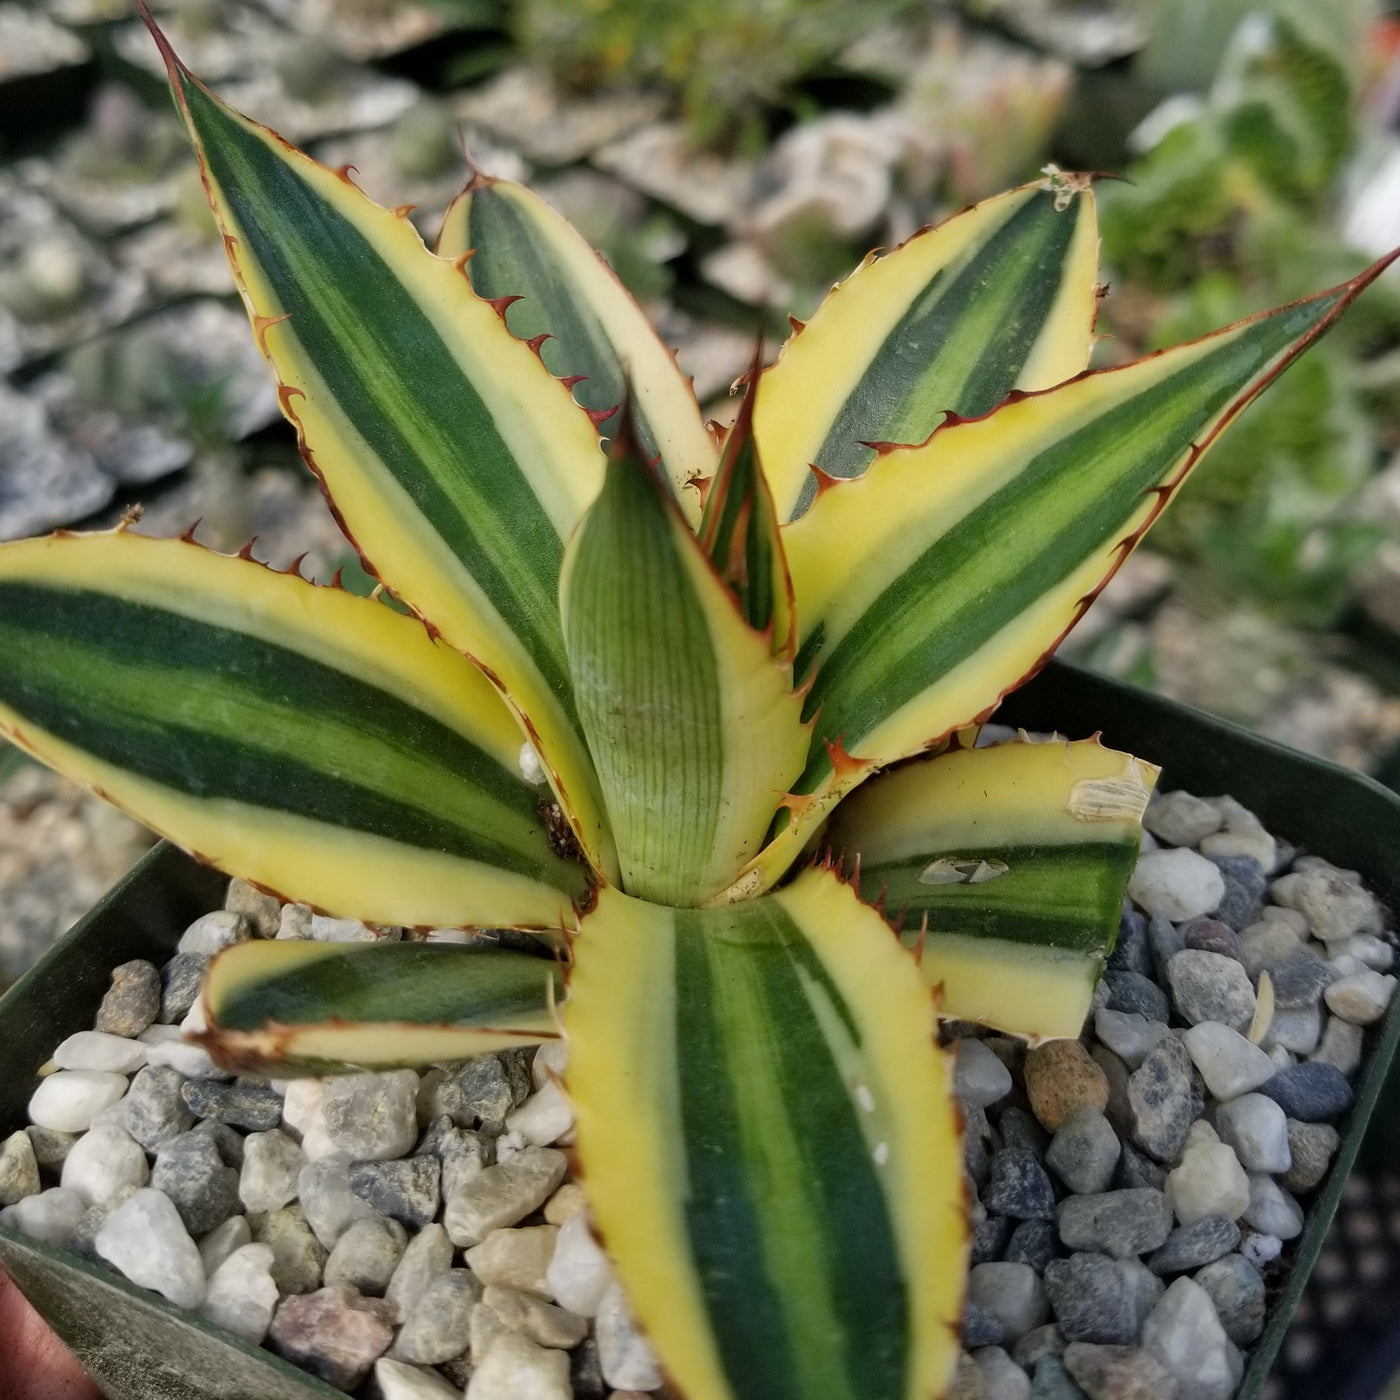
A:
[[1092, 1011, 1168, 1072], [1259, 1061, 1354, 1121], [1047, 1108, 1120, 1197], [249, 1204, 328, 1295], [192, 1118, 245, 1167], [1167, 951, 1256, 1030], [1089, 1047, 1133, 1139], [1127, 1036, 1194, 1163], [0, 1131, 41, 1206], [964, 1300, 1005, 1349], [1113, 1142, 1167, 1192], [124, 1064, 194, 1152], [1056, 1189, 1172, 1259], [1144, 792, 1223, 848], [973, 1215, 1015, 1265], [324, 1215, 407, 1296], [983, 1149, 1057, 1221], [394, 1269, 481, 1365], [1032, 1357, 1090, 1398], [95, 959, 161, 1037], [1264, 955, 1335, 1010], [151, 1131, 241, 1236], [1013, 1325, 1066, 1369], [159, 953, 211, 1024], [1006, 1220, 1059, 1271], [320, 1072, 419, 1162], [1280, 1121, 1340, 1193], [25, 1125, 76, 1172], [1215, 1094, 1292, 1174], [182, 1078, 282, 1132], [433, 1053, 530, 1131], [178, 910, 250, 954], [998, 1107, 1050, 1155], [348, 1157, 441, 1228], [968, 1262, 1051, 1343], [1208, 856, 1267, 930], [1117, 1258, 1165, 1333], [240, 1129, 306, 1213], [1108, 912, 1152, 978], [1193, 1254, 1266, 1345], [1043, 1254, 1137, 1344], [1312, 1016, 1365, 1075], [956, 1038, 1015, 1108], [1146, 1217, 1240, 1275], [1102, 972, 1169, 1024], [1148, 917, 1185, 980]]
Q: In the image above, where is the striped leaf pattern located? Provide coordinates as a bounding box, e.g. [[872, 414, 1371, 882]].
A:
[[827, 738, 1158, 1039], [438, 175, 718, 524], [752, 260, 1394, 890], [560, 427, 808, 906], [565, 867, 966, 1400], [0, 532, 588, 930], [753, 178, 1100, 521], [157, 40, 617, 878], [202, 940, 562, 1074]]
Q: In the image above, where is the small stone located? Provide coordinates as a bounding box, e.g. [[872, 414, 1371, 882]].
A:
[[1145, 1217, 1240, 1275], [973, 1215, 1015, 1265], [52, 1030, 149, 1075], [1281, 1120, 1340, 1193], [1205, 855, 1269, 928], [180, 1077, 282, 1131], [1063, 1343, 1180, 1400], [349, 1157, 441, 1229], [1324, 970, 1395, 1025], [1043, 1104, 1122, 1199], [1013, 1325, 1066, 1370], [321, 1072, 420, 1161], [1167, 952, 1256, 1031], [957, 1038, 1016, 1108], [1093, 1011, 1168, 1071], [299, 1155, 382, 1248], [1114, 1142, 1167, 1192], [955, 1351, 993, 1399], [225, 877, 282, 937], [983, 1149, 1056, 1221], [310, 914, 380, 943], [1118, 1258, 1167, 1334], [1242, 1175, 1304, 1239], [1043, 1253, 1136, 1344], [1148, 917, 1185, 979], [1102, 972, 1170, 1024], [543, 1181, 587, 1225], [385, 1222, 454, 1324], [1057, 1189, 1172, 1259], [123, 1064, 195, 1150], [1165, 1141, 1251, 1225], [60, 1124, 149, 1207], [1031, 1356, 1089, 1398], [596, 1280, 663, 1390], [1214, 1094, 1292, 1175], [1194, 1255, 1265, 1345], [24, 1125, 75, 1171], [202, 1242, 279, 1344], [277, 903, 314, 940], [1262, 1005, 1323, 1056], [1109, 911, 1153, 977], [466, 1329, 572, 1399], [968, 1262, 1050, 1342], [436, 1055, 528, 1130], [373, 1357, 461, 1399], [546, 1209, 613, 1316], [392, 1268, 480, 1364], [1144, 792, 1222, 847], [1333, 934, 1395, 971], [445, 1145, 567, 1246], [1259, 1061, 1353, 1121], [1127, 1036, 1194, 1162], [1141, 1277, 1241, 1400], [269, 1285, 394, 1390], [1264, 955, 1335, 1010], [142, 1020, 225, 1081], [95, 959, 161, 1036], [419, 1118, 493, 1201], [95, 1188, 205, 1309], [239, 1128, 306, 1213], [506, 1081, 575, 1147], [1271, 866, 1382, 942], [998, 1106, 1049, 1154], [1239, 921, 1308, 978], [1312, 1016, 1365, 1075], [1025, 1042, 1110, 1134], [465, 1225, 559, 1296], [152, 1131, 241, 1236], [1129, 850, 1224, 922], [249, 1203, 328, 1294], [0, 1130, 41, 1206], [179, 910, 250, 955], [481, 1284, 588, 1348], [974, 1346, 1032, 1400], [1240, 1231, 1282, 1269], [0, 1187, 84, 1247], [326, 1216, 408, 1296], [1005, 1220, 1058, 1271], [198, 1214, 251, 1277], [1181, 920, 1240, 960], [1179, 1023, 1273, 1102], [28, 1069, 128, 1134]]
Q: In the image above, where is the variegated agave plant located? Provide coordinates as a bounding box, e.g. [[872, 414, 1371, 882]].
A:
[[0, 14, 1394, 1397]]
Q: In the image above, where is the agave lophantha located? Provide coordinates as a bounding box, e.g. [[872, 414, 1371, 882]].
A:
[[0, 12, 1395, 1397]]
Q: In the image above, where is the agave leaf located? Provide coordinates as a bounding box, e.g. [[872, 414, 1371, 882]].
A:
[[565, 868, 966, 1400], [146, 21, 616, 880], [754, 177, 1100, 521], [696, 362, 795, 657], [201, 940, 561, 1074], [438, 174, 718, 524], [560, 421, 809, 906], [827, 737, 1158, 1040], [750, 254, 1397, 891], [0, 532, 587, 929]]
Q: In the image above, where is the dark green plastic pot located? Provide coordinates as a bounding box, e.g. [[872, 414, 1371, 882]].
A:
[[2, 659, 1398, 1400]]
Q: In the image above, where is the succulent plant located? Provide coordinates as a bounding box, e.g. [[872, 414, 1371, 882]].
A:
[[0, 13, 1393, 1397]]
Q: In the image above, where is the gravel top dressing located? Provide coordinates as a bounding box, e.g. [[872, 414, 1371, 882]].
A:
[[1, 784, 1392, 1400]]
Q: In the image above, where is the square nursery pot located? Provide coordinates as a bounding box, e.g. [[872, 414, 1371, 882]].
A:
[[3, 658, 1400, 1400]]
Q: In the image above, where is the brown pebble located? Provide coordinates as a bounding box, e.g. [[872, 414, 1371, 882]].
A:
[[952, 1351, 990, 1400], [1025, 1040, 1110, 1132], [1182, 919, 1241, 960], [94, 959, 161, 1037], [1064, 1341, 1180, 1400]]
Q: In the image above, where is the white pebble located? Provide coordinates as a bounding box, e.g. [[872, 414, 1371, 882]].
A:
[[1262, 1006, 1323, 1057], [28, 1070, 128, 1133], [1324, 971, 1395, 1026], [595, 1281, 663, 1390], [281, 1078, 324, 1140], [1214, 1095, 1291, 1174], [199, 1214, 252, 1276], [506, 1082, 575, 1148], [179, 910, 248, 955], [1271, 866, 1383, 942], [1165, 1141, 1250, 1225], [60, 1125, 149, 1206], [52, 1031, 149, 1075], [1182, 1023, 1276, 1101], [1128, 848, 1225, 921], [465, 1330, 570, 1400], [1241, 1231, 1283, 1268], [1143, 791, 1222, 847], [276, 904, 313, 940], [545, 1211, 613, 1317], [1313, 1017, 1365, 1075], [531, 1039, 569, 1091], [1200, 827, 1276, 873], [1143, 1277, 1242, 1400], [201, 1243, 278, 1344], [1094, 1009, 1169, 1070], [0, 1187, 85, 1247], [1243, 1176, 1304, 1240], [310, 914, 379, 943], [1332, 935, 1395, 971], [95, 1188, 206, 1309], [374, 1357, 461, 1399]]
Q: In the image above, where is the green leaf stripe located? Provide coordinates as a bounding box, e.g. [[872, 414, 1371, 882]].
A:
[[0, 582, 584, 895], [793, 294, 1338, 793], [811, 189, 1086, 480], [672, 899, 904, 1400], [180, 79, 577, 716]]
